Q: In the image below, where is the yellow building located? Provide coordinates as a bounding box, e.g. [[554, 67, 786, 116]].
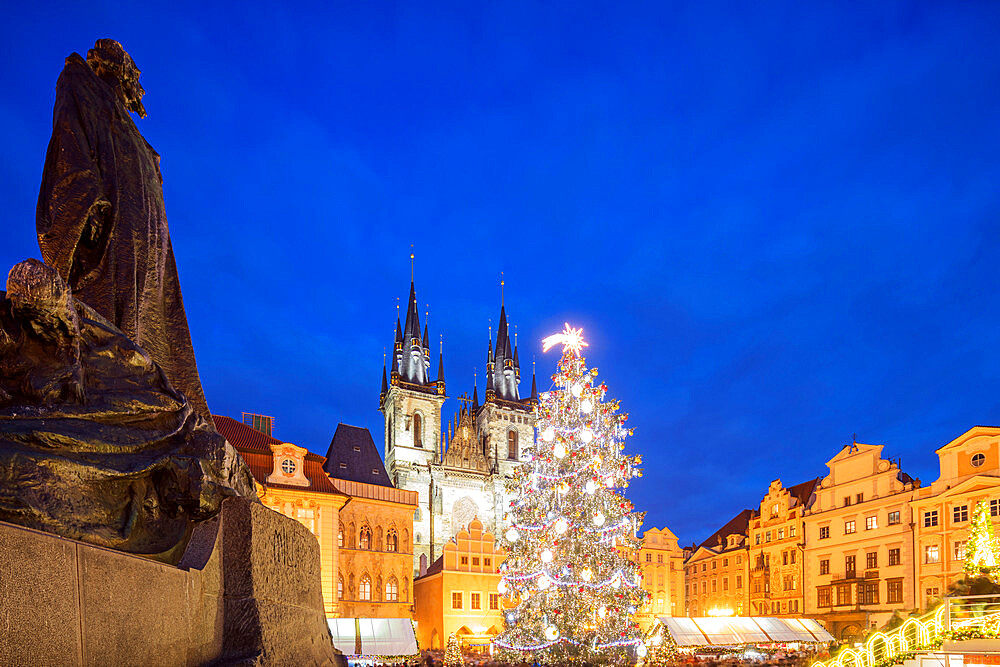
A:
[[910, 426, 1000, 610], [804, 443, 918, 642], [413, 517, 508, 652], [325, 424, 420, 618], [685, 510, 752, 617], [747, 478, 819, 617], [635, 527, 685, 627], [217, 415, 417, 619]]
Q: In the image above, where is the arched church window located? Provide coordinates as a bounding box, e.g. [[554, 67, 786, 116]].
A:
[[360, 575, 372, 601], [507, 430, 518, 460], [386, 577, 399, 602], [337, 576, 344, 600], [413, 412, 423, 447], [387, 529, 398, 552], [359, 525, 372, 550], [338, 523, 344, 548]]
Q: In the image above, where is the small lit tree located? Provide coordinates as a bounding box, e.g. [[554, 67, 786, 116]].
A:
[[643, 620, 679, 665], [965, 500, 999, 578], [444, 633, 463, 667]]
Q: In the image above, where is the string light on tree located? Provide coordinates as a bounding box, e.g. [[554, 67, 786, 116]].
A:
[[965, 499, 1000, 577], [493, 324, 648, 664]]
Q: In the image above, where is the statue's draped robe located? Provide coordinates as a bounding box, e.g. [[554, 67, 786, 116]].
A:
[[37, 53, 212, 426]]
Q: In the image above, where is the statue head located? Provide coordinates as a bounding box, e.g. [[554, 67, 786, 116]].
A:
[[86, 39, 146, 118]]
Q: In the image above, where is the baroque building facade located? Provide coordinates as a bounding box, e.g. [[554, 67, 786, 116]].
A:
[[380, 279, 537, 576]]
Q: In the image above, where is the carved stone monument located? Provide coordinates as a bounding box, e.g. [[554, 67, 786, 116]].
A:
[[0, 39, 340, 665]]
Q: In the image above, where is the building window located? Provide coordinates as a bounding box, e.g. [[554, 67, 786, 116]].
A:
[[723, 558, 729, 567], [837, 584, 851, 606], [471, 592, 481, 610], [756, 534, 761, 545], [844, 520, 856, 534], [857, 493, 864, 504], [489, 593, 500, 610], [712, 561, 717, 570], [866, 552, 878, 569], [819, 526, 830, 540], [888, 511, 900, 525], [924, 511, 938, 527], [338, 576, 344, 600], [702, 582, 707, 594], [359, 575, 372, 601], [858, 581, 879, 605], [359, 526, 372, 550], [507, 430, 518, 460], [926, 587, 940, 601], [791, 550, 796, 564], [766, 531, 772, 542], [736, 575, 742, 589], [954, 505, 969, 523], [413, 412, 423, 448], [820, 559, 830, 575], [657, 554, 664, 564], [472, 557, 480, 566], [844, 496, 852, 507], [889, 548, 901, 566], [338, 524, 344, 548], [845, 555, 856, 578], [702, 564, 707, 572], [783, 552, 789, 566], [646, 553, 652, 562], [736, 555, 742, 564], [711, 580, 717, 593], [887, 579, 903, 604], [461, 556, 468, 565], [723, 578, 730, 591], [280, 459, 296, 475], [385, 578, 399, 602], [778, 528, 785, 539], [972, 453, 986, 468], [387, 530, 398, 552], [484, 558, 491, 567], [790, 525, 797, 537], [925, 545, 940, 564], [992, 499, 1000, 517], [955, 541, 967, 560], [866, 516, 877, 530], [452, 592, 463, 609]]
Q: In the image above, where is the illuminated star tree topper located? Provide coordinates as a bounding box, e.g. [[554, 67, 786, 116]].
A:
[[541, 323, 589, 356]]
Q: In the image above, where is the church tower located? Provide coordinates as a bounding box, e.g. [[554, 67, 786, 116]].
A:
[[475, 304, 538, 479], [380, 278, 446, 569]]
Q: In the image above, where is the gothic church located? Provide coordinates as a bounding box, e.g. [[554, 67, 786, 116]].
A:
[[379, 279, 537, 576]]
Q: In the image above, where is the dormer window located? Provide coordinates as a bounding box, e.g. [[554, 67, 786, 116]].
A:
[[266, 442, 310, 488], [972, 453, 986, 468]]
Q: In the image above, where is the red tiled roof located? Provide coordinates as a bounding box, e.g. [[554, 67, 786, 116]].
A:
[[215, 415, 343, 496], [787, 477, 821, 507], [215, 415, 282, 452]]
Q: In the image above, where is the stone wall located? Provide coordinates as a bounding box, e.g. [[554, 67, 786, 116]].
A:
[[0, 497, 340, 666]]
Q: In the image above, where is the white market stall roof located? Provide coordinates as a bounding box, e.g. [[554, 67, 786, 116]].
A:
[[656, 617, 834, 647], [328, 618, 418, 657]]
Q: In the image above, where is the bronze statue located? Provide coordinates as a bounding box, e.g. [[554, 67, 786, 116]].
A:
[[36, 39, 213, 426], [0, 40, 257, 560]]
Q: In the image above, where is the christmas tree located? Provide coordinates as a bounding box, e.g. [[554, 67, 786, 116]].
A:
[[493, 324, 648, 664], [443, 632, 463, 667], [642, 619, 679, 666], [965, 500, 999, 577]]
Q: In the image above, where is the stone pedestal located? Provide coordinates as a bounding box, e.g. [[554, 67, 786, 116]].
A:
[[0, 497, 341, 666]]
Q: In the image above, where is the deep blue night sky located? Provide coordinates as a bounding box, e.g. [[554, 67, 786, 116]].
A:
[[2, 2, 999, 546]]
